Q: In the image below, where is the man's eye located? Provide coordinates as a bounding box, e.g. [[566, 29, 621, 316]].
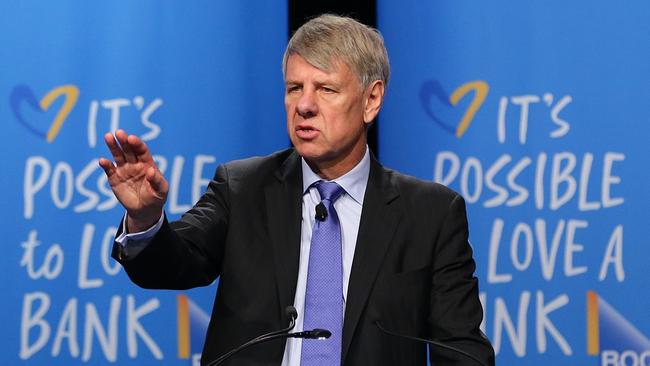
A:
[[286, 86, 301, 93], [321, 87, 336, 93]]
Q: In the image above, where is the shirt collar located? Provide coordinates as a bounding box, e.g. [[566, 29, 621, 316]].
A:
[[301, 146, 370, 205]]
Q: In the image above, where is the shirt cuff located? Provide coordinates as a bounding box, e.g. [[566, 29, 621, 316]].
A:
[[114, 211, 164, 258]]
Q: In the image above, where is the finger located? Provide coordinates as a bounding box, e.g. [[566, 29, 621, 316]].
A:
[[115, 129, 137, 164], [146, 166, 169, 197], [127, 134, 154, 165], [103, 133, 126, 166], [98, 158, 116, 177]]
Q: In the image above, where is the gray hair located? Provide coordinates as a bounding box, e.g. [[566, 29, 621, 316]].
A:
[[282, 14, 390, 89]]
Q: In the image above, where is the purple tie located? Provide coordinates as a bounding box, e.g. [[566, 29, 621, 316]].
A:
[[301, 181, 345, 366]]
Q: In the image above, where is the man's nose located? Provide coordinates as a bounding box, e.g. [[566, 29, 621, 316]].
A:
[[296, 89, 318, 118]]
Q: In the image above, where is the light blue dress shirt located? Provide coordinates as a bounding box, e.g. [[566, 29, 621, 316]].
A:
[[281, 147, 370, 366]]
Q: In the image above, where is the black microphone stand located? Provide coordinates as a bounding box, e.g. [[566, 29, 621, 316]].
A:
[[208, 329, 331, 366], [206, 306, 330, 366], [375, 321, 488, 366]]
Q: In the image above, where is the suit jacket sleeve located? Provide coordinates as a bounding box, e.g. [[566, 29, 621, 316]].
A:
[[112, 164, 231, 290], [429, 193, 494, 365]]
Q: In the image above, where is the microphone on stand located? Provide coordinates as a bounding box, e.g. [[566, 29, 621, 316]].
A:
[[249, 306, 298, 343], [286, 328, 331, 340], [375, 321, 489, 366], [206, 306, 330, 366]]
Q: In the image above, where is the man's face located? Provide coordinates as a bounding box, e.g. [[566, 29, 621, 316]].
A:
[[285, 54, 372, 176]]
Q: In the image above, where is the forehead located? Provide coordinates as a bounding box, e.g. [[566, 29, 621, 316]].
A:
[[285, 54, 354, 83]]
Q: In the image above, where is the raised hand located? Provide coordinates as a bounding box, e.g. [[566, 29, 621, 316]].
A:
[[98, 129, 168, 233]]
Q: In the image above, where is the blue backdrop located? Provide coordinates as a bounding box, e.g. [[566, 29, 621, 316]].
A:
[[2, 1, 649, 365], [377, 1, 650, 365], [1, 1, 287, 365]]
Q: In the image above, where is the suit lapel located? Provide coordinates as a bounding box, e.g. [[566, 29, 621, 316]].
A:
[[342, 156, 401, 362], [265, 151, 303, 312]]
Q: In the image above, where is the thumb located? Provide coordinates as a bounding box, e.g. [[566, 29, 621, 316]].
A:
[[146, 166, 169, 198]]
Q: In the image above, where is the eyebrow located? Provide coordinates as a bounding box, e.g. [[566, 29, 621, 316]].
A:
[[285, 79, 343, 89]]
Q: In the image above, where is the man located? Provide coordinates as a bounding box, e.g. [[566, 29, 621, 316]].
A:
[[99, 14, 494, 366]]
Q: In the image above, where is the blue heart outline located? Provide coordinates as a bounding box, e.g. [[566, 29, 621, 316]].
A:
[[10, 85, 47, 138], [419, 79, 456, 135]]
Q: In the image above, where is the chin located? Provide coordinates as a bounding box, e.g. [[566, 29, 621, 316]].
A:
[[293, 144, 328, 162], [294, 147, 321, 160]]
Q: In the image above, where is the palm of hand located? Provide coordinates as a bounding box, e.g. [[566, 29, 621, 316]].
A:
[[110, 161, 165, 213], [99, 130, 169, 230]]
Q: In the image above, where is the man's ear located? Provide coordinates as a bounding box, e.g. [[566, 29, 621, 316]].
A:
[[363, 80, 385, 124]]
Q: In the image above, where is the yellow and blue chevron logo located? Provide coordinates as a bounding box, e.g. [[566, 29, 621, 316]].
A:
[[587, 291, 650, 363], [177, 294, 210, 360]]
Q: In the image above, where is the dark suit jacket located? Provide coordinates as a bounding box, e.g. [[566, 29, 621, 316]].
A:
[[113, 148, 494, 365]]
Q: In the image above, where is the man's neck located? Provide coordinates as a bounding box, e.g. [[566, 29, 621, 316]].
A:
[[304, 145, 368, 181]]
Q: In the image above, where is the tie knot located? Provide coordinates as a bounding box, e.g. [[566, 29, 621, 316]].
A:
[[315, 181, 345, 203]]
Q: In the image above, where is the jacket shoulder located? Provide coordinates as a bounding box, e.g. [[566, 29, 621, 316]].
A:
[[383, 166, 461, 206], [220, 148, 295, 181]]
